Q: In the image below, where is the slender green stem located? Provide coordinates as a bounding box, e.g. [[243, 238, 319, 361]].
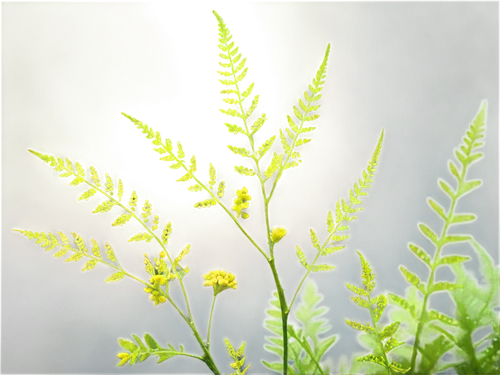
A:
[[207, 293, 217, 350], [367, 293, 391, 374], [193, 173, 269, 260], [248, 120, 291, 374], [168, 351, 204, 361], [168, 293, 221, 375], [267, 258, 290, 375]]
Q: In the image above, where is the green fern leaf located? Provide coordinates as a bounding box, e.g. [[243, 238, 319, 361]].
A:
[[78, 188, 97, 201], [105, 271, 125, 283], [296, 246, 310, 270], [12, 228, 125, 281], [400, 266, 426, 293], [234, 165, 255, 176], [112, 213, 132, 227], [311, 264, 334, 272], [245, 95, 259, 118], [119, 111, 200, 194], [309, 229, 320, 250], [152, 215, 159, 231], [450, 213, 476, 224], [225, 123, 244, 135], [161, 222, 172, 244], [274, 43, 331, 184], [264, 283, 335, 375], [258, 135, 276, 159], [104, 173, 114, 195], [228, 145, 251, 157], [208, 163, 216, 189], [117, 333, 185, 367], [194, 199, 217, 208], [241, 83, 254, 98], [129, 191, 138, 211], [418, 223, 438, 244], [388, 293, 417, 319], [408, 243, 432, 267], [324, 130, 384, 246], [428, 198, 447, 220], [439, 255, 470, 266], [264, 152, 283, 180], [117, 179, 124, 202], [347, 253, 408, 373], [430, 282, 462, 293], [141, 200, 152, 222], [427, 309, 458, 326], [93, 200, 116, 213], [128, 232, 153, 243], [251, 114, 267, 134], [217, 181, 226, 198]]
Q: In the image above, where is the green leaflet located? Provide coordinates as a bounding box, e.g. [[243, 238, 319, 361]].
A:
[[105, 271, 125, 283], [128, 232, 153, 243], [112, 213, 132, 227], [116, 333, 185, 367], [263, 283, 336, 375], [234, 165, 255, 176]]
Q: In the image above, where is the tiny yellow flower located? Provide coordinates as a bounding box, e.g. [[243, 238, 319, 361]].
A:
[[271, 227, 287, 243], [203, 269, 237, 296], [231, 187, 251, 219], [117, 352, 130, 366]]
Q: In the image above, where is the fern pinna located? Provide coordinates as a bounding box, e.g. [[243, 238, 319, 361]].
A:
[[388, 101, 490, 374]]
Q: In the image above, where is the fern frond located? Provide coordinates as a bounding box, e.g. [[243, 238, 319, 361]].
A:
[[28, 157, 141, 228], [261, 280, 338, 375], [394, 101, 488, 373], [347, 252, 409, 373], [273, 44, 330, 177], [293, 130, 384, 280], [446, 239, 500, 374], [119, 111, 203, 194], [14, 229, 128, 282], [116, 333, 186, 367]]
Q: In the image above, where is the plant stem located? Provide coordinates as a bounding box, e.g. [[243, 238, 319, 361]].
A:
[[168, 294, 221, 375], [268, 257, 290, 375], [251, 139, 288, 375], [192, 172, 269, 260], [367, 293, 391, 374], [288, 200, 356, 314], [206, 293, 217, 350]]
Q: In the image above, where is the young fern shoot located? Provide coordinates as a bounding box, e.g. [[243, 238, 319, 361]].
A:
[[346, 251, 409, 374]]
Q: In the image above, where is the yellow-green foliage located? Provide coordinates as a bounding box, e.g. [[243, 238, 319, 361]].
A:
[[263, 282, 337, 375], [116, 333, 185, 366], [346, 252, 409, 374], [388, 101, 489, 374], [294, 130, 383, 277], [15, 9, 493, 375], [224, 339, 250, 375], [449, 239, 500, 374]]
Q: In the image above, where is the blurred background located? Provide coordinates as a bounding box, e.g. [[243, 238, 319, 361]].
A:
[[2, 1, 498, 373]]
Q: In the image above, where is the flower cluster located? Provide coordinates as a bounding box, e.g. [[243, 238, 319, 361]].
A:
[[203, 269, 237, 296], [144, 275, 168, 305], [231, 187, 251, 219]]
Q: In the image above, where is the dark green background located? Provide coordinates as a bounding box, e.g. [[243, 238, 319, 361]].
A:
[[2, 2, 499, 373]]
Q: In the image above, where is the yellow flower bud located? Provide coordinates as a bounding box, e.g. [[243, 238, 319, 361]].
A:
[[203, 269, 238, 295], [271, 227, 287, 243]]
